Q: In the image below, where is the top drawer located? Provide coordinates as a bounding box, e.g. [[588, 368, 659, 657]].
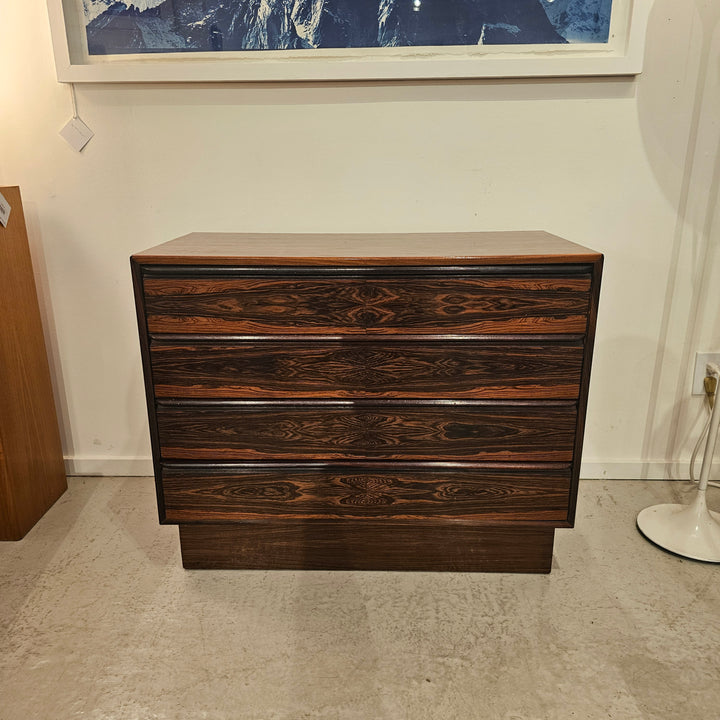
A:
[[142, 268, 592, 335]]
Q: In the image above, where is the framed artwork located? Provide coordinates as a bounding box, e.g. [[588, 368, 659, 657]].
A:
[[47, 0, 652, 83]]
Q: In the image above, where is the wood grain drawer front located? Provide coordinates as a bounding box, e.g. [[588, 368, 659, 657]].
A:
[[150, 341, 584, 399], [156, 402, 577, 461], [143, 273, 591, 335], [161, 463, 572, 523]]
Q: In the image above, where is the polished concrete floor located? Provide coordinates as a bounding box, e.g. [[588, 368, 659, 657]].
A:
[[1, 477, 719, 720]]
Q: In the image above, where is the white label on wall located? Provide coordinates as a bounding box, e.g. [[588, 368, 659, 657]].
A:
[[0, 191, 11, 228], [60, 117, 94, 152]]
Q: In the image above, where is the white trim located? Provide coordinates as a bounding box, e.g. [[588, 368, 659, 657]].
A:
[[46, 0, 651, 83], [580, 461, 720, 481]]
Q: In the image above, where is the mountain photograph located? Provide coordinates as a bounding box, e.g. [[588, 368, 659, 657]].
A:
[[84, 0, 613, 55]]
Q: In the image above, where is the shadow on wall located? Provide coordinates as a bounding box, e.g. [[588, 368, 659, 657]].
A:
[[636, 0, 720, 476], [22, 199, 74, 464], [590, 333, 673, 477], [80, 72, 637, 110]]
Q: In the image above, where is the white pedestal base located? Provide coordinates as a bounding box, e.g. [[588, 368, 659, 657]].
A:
[[637, 493, 720, 563]]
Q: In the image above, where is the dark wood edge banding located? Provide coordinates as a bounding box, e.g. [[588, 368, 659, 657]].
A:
[[155, 398, 579, 409], [140, 264, 595, 278], [567, 255, 603, 525], [161, 460, 574, 472], [148, 334, 587, 345], [131, 258, 167, 521]]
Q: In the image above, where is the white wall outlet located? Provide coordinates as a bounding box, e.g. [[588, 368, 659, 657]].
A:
[[692, 352, 720, 394]]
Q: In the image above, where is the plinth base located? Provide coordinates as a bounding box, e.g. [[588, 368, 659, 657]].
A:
[[178, 521, 556, 573]]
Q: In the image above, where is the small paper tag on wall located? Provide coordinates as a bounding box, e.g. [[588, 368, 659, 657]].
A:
[[60, 117, 94, 152], [0, 191, 11, 228]]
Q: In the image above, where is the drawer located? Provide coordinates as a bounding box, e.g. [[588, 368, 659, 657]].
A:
[[150, 340, 584, 399], [160, 462, 572, 523], [155, 401, 577, 461], [142, 273, 591, 335]]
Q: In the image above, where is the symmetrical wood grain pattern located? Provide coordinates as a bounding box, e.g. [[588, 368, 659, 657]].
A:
[[150, 341, 584, 399], [156, 402, 577, 461], [161, 463, 572, 522], [143, 275, 591, 335], [0, 187, 66, 540], [131, 232, 603, 572]]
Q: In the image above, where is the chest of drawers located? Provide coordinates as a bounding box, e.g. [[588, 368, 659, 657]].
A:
[[131, 232, 602, 572]]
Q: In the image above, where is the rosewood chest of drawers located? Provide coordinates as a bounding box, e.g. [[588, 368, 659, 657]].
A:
[[131, 232, 602, 572]]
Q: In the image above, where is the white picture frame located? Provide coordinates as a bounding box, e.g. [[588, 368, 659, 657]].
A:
[[46, 0, 653, 83]]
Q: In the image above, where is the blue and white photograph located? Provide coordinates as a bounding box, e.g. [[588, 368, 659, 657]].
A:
[[83, 0, 614, 55]]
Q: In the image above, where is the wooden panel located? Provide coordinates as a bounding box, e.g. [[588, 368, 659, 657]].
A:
[[131, 231, 603, 266], [131, 256, 166, 517], [150, 341, 584, 399], [178, 521, 556, 572], [161, 463, 572, 522], [567, 255, 604, 526], [156, 402, 577, 461], [0, 187, 66, 540], [143, 275, 591, 335]]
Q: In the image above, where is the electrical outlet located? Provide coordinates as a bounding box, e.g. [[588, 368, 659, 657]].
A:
[[692, 352, 720, 394]]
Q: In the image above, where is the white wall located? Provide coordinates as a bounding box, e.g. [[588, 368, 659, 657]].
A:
[[1, 0, 719, 478]]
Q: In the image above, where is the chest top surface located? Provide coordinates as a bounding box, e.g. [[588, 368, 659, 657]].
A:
[[131, 231, 602, 267]]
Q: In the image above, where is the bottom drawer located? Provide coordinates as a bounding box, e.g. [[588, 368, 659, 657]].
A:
[[160, 463, 572, 523]]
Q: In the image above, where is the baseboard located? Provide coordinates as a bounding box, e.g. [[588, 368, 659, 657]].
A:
[[64, 457, 714, 481], [580, 460, 719, 481]]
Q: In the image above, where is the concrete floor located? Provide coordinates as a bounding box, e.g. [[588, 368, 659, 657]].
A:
[[1, 477, 719, 720]]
